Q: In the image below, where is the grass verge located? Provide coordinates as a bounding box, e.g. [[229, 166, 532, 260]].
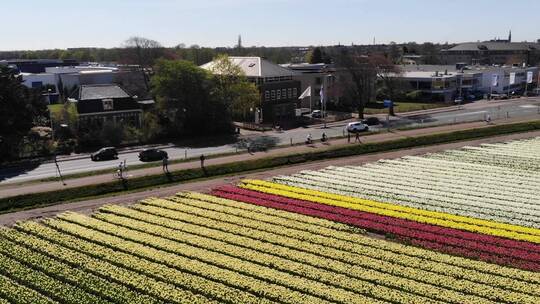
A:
[[1, 120, 539, 214]]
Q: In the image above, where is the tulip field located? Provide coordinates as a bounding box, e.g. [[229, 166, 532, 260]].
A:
[[0, 137, 539, 303]]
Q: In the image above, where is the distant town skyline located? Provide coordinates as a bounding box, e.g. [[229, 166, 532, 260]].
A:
[[3, 0, 540, 51]]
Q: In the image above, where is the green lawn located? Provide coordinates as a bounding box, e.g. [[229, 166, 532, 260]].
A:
[[47, 104, 64, 115], [364, 102, 450, 115]]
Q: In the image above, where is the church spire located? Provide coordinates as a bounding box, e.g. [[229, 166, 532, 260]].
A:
[[508, 30, 512, 42], [237, 35, 242, 48]]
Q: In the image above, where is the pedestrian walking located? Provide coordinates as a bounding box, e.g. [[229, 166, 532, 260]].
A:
[[162, 156, 169, 173], [355, 132, 361, 143], [347, 132, 351, 143], [200, 154, 205, 168]]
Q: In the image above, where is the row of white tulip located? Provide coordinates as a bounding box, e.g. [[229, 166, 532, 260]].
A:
[[322, 166, 540, 213], [317, 167, 540, 219], [273, 173, 540, 228]]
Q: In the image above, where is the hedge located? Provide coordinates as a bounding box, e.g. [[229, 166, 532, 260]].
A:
[[1, 120, 539, 214]]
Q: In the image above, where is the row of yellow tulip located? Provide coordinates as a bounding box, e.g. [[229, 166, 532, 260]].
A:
[[138, 196, 540, 300], [58, 211, 382, 304], [47, 213, 330, 304], [8, 222, 222, 304], [97, 204, 457, 304], [0, 234, 158, 304], [240, 180, 540, 243], [100, 202, 533, 304], [0, 247, 104, 304], [0, 273, 55, 304]]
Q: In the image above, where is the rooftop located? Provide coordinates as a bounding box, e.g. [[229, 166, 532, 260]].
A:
[[79, 84, 131, 101], [201, 56, 296, 78], [444, 42, 538, 52]]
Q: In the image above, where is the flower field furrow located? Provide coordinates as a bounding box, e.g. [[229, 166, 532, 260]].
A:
[[103, 202, 537, 304], [0, 273, 57, 304], [276, 173, 540, 228], [94, 209, 443, 304], [329, 166, 540, 212], [243, 180, 540, 242], [183, 191, 359, 232], [350, 163, 540, 203], [426, 151, 540, 171], [134, 196, 540, 298], [45, 215, 332, 304], [213, 185, 540, 255], [171, 193, 367, 241], [0, 251, 109, 304], [58, 212, 375, 304], [9, 223, 248, 304], [0, 236, 159, 304], [239, 183, 540, 283], [397, 156, 540, 184], [212, 186, 540, 270]]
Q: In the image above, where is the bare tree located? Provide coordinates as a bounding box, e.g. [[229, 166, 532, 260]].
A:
[[122, 37, 164, 89], [334, 49, 377, 119], [371, 54, 407, 116]]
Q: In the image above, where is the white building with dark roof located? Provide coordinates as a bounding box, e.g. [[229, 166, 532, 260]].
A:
[[202, 57, 301, 126]]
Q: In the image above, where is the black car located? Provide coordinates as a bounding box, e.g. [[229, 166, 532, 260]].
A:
[[90, 147, 118, 161], [138, 148, 168, 162], [362, 117, 381, 126]]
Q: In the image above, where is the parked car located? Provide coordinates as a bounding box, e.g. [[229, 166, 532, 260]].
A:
[[138, 148, 168, 162], [311, 110, 325, 118], [90, 147, 118, 161], [361, 117, 380, 126], [346, 122, 369, 133]]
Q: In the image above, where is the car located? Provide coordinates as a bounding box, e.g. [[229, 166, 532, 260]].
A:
[[90, 147, 118, 161], [361, 117, 380, 126], [138, 148, 168, 162], [311, 110, 325, 118], [346, 122, 369, 133], [454, 97, 463, 104]]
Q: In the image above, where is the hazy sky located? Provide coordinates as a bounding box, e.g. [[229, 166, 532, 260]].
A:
[[2, 0, 540, 50]]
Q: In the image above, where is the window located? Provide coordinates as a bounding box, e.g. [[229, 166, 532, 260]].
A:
[[265, 90, 270, 101], [287, 88, 292, 99], [293, 88, 298, 98], [282, 89, 287, 99], [271, 90, 276, 100], [277, 89, 281, 100]]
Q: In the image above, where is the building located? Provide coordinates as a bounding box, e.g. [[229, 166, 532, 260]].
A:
[[400, 64, 539, 101], [0, 59, 79, 73], [201, 57, 301, 125], [281, 63, 340, 112], [441, 41, 540, 66], [76, 84, 143, 128]]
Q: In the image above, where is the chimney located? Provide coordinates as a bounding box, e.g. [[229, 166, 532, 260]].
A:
[[435, 71, 439, 77], [444, 69, 448, 75]]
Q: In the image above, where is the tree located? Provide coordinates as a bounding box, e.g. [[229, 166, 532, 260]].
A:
[[207, 55, 260, 121], [0, 66, 48, 159], [334, 49, 377, 119], [151, 60, 232, 136], [122, 36, 164, 67], [122, 37, 165, 89], [309, 47, 324, 64], [371, 54, 409, 115]]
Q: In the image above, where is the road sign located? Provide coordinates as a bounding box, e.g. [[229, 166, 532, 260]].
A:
[[383, 100, 393, 108]]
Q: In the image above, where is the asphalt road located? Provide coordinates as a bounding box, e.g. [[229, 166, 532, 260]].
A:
[[1, 97, 539, 184]]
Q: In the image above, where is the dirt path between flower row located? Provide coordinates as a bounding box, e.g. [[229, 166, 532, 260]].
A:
[[1, 127, 539, 227]]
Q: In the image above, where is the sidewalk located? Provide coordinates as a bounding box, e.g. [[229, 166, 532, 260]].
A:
[[1, 115, 538, 199]]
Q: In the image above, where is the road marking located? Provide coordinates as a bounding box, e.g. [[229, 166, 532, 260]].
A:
[[435, 111, 487, 119], [520, 105, 538, 109]]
